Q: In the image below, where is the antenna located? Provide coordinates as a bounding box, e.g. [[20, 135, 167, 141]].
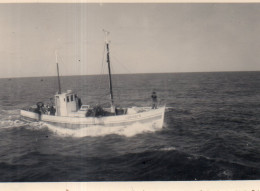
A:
[[55, 50, 58, 63], [103, 29, 110, 43]]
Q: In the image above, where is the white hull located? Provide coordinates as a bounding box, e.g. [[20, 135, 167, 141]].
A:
[[20, 106, 165, 129]]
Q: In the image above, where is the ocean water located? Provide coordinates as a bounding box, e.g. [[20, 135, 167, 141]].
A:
[[0, 72, 260, 181]]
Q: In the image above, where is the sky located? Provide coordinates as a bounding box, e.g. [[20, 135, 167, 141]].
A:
[[1, 3, 260, 78]]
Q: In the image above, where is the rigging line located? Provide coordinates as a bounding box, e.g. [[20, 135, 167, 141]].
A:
[[111, 53, 132, 74], [109, 61, 122, 105], [111, 54, 155, 103], [97, 43, 107, 104], [112, 53, 153, 88], [110, 57, 128, 105], [44, 52, 57, 78]]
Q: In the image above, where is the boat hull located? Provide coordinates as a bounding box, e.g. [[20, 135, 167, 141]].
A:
[[20, 107, 165, 129]]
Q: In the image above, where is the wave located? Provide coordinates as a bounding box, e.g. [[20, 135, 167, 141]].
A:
[[0, 119, 48, 130], [0, 109, 47, 129], [0, 109, 163, 137], [0, 109, 25, 128], [44, 121, 162, 138], [159, 146, 177, 151], [0, 119, 27, 129]]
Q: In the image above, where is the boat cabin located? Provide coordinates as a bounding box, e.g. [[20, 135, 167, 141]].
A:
[[54, 90, 81, 116]]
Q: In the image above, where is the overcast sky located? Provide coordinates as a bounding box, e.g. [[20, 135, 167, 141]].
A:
[[1, 3, 260, 78]]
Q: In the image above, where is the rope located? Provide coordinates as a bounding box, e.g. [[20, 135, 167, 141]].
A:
[[97, 44, 106, 90], [111, 51, 154, 89], [111, 54, 132, 74], [110, 51, 158, 107], [109, 60, 119, 105], [97, 44, 110, 105]]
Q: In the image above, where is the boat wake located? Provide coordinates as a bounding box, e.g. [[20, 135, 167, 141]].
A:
[[0, 109, 47, 129], [0, 119, 27, 129], [43, 121, 162, 138], [0, 109, 163, 137], [0, 109, 26, 129]]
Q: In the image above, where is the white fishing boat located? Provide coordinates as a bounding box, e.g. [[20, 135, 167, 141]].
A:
[[20, 31, 166, 129]]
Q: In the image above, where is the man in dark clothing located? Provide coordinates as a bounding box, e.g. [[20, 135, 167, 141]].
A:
[[75, 94, 82, 109], [50, 106, 56, 115], [151, 91, 158, 109], [78, 98, 82, 108]]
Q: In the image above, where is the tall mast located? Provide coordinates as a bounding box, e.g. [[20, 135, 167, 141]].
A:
[[55, 51, 61, 94], [103, 30, 114, 111]]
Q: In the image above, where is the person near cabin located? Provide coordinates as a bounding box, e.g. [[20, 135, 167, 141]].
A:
[[78, 97, 82, 108], [75, 94, 82, 109], [45, 104, 50, 115], [35, 103, 41, 114], [42, 104, 49, 114], [36, 102, 45, 114], [151, 91, 158, 109], [48, 98, 56, 115], [50, 105, 56, 115]]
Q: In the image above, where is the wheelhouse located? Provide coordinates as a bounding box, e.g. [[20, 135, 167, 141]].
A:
[[54, 90, 80, 116]]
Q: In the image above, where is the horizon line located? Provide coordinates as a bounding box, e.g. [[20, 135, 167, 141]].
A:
[[1, 70, 260, 79]]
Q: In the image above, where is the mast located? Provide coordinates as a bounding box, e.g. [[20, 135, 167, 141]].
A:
[[55, 51, 61, 94], [103, 30, 114, 112]]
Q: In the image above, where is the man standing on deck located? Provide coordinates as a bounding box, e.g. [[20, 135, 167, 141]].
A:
[[151, 91, 158, 109]]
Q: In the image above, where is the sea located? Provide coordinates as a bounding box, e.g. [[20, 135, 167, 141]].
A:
[[0, 72, 260, 181]]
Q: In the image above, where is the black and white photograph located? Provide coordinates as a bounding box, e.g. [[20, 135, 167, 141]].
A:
[[0, 1, 260, 188]]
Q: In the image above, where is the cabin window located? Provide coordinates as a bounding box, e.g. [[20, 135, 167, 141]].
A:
[[71, 95, 74, 101], [67, 96, 70, 102]]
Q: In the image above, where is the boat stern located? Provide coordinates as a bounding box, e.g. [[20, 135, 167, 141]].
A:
[[20, 110, 40, 122]]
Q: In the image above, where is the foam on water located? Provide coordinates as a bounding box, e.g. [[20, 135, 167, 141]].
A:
[[0, 119, 27, 129], [160, 146, 177, 151], [0, 109, 49, 130], [0, 109, 163, 137], [0, 109, 26, 128], [44, 121, 162, 138], [0, 119, 48, 130]]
